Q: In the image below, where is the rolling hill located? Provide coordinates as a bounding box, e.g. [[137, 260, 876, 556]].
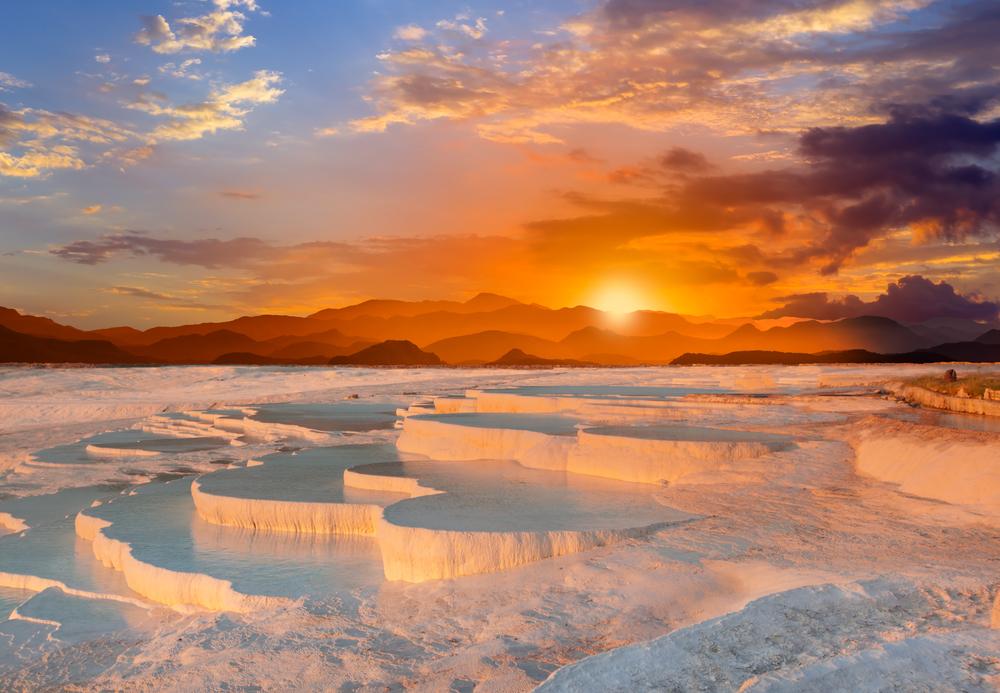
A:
[[329, 340, 443, 366], [0, 299, 996, 366], [0, 325, 142, 364]]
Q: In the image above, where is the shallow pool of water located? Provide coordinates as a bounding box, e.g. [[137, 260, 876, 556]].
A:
[[196, 445, 409, 505], [584, 424, 791, 444], [355, 459, 689, 532], [0, 486, 138, 599], [32, 430, 229, 466], [481, 385, 726, 399], [0, 586, 32, 620], [248, 400, 405, 432], [881, 407, 1000, 435], [412, 413, 581, 435], [87, 480, 386, 599]]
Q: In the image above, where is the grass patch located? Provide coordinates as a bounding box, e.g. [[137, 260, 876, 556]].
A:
[[908, 373, 1000, 398]]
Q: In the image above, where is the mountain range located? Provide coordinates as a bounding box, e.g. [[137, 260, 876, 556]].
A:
[[1, 294, 998, 366]]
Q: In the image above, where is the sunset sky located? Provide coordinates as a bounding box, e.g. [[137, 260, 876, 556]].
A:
[[1, 0, 999, 328]]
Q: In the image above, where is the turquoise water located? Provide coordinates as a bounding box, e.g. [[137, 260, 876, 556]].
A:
[[881, 407, 1000, 435], [584, 425, 791, 444], [86, 480, 386, 599], [249, 400, 405, 432], [0, 586, 32, 620], [196, 445, 408, 505], [355, 459, 689, 532], [481, 385, 727, 399], [32, 430, 228, 466], [0, 486, 138, 598], [411, 413, 581, 435]]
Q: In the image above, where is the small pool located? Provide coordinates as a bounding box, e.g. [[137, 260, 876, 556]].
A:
[[86, 479, 387, 600], [583, 424, 791, 444], [247, 400, 405, 432], [0, 486, 138, 599], [480, 385, 727, 399], [196, 445, 409, 505], [881, 407, 1000, 435], [32, 430, 229, 466], [355, 458, 690, 532], [410, 413, 581, 436]]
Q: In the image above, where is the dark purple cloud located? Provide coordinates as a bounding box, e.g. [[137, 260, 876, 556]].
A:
[[528, 100, 1000, 281], [658, 147, 712, 173], [758, 275, 1000, 323], [654, 102, 1000, 273], [746, 271, 779, 286], [51, 232, 277, 267]]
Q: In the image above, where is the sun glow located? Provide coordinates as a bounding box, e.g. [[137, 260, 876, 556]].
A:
[[589, 281, 650, 315]]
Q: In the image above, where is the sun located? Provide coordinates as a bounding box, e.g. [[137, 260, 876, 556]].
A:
[[589, 281, 649, 315]]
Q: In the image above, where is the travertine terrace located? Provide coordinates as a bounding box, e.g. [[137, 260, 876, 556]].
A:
[[0, 365, 998, 690]]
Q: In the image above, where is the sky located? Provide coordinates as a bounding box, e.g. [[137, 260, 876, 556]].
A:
[[1, 0, 999, 328]]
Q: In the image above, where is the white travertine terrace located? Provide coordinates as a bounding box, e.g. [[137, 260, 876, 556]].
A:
[[396, 414, 578, 470], [191, 478, 383, 535], [188, 449, 682, 584], [2, 366, 999, 690], [0, 511, 28, 533], [85, 444, 162, 458], [396, 413, 789, 485], [75, 506, 287, 613], [342, 466, 440, 498], [0, 570, 150, 611], [567, 426, 787, 485], [375, 519, 660, 582], [143, 409, 338, 445], [851, 416, 1000, 519]]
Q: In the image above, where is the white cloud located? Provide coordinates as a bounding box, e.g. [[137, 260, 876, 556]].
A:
[[95, 54, 111, 64], [0, 98, 135, 178], [394, 25, 427, 41], [159, 58, 204, 80], [0, 72, 30, 90], [0, 146, 86, 178], [436, 16, 488, 40], [127, 69, 283, 142], [135, 0, 261, 54]]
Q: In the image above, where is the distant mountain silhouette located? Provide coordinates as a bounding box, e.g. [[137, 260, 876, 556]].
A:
[[671, 350, 932, 365], [487, 349, 595, 367], [329, 340, 443, 366], [907, 317, 1000, 345], [713, 316, 929, 354], [976, 329, 1000, 345], [132, 329, 260, 363], [308, 302, 725, 346], [426, 330, 564, 364], [310, 293, 522, 321], [0, 300, 996, 366], [673, 341, 1000, 365], [97, 314, 347, 346], [0, 325, 142, 364], [0, 307, 93, 341], [914, 341, 1000, 362], [265, 340, 372, 361]]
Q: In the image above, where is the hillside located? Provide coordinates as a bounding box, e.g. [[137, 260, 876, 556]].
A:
[[329, 340, 443, 366], [0, 301, 995, 366], [487, 349, 596, 367], [0, 325, 143, 364], [672, 340, 1000, 365]]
